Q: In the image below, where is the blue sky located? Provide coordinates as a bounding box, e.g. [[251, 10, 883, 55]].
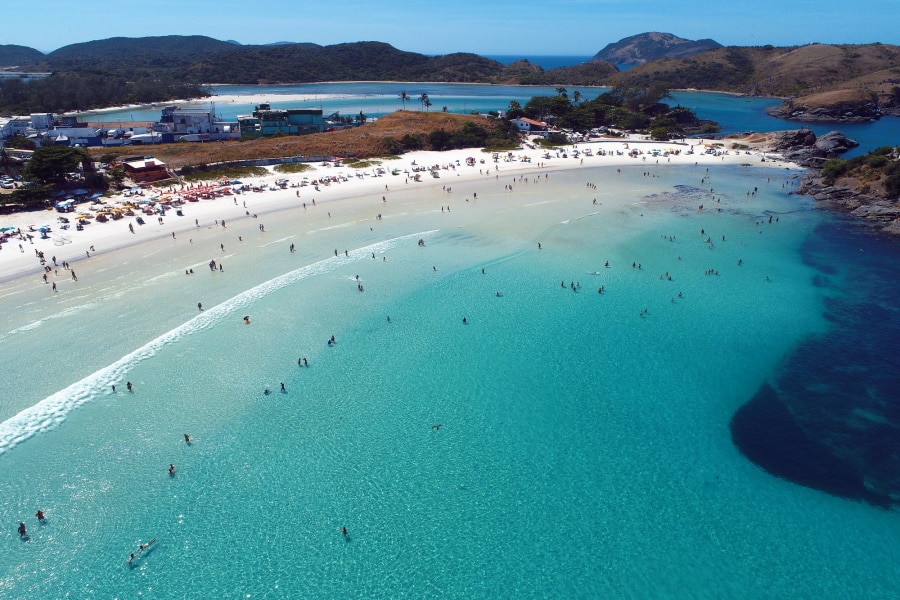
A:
[[7, 0, 896, 55]]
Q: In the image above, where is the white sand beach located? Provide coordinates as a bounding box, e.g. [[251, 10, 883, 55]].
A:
[[0, 134, 796, 284]]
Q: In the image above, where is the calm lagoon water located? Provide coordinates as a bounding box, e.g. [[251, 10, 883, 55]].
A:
[[2, 158, 899, 597], [83, 82, 899, 157]]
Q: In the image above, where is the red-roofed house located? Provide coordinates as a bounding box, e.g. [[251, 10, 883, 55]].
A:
[[510, 117, 548, 132]]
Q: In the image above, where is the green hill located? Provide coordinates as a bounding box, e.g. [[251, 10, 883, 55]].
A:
[[0, 44, 45, 67], [185, 41, 507, 84], [42, 35, 243, 72]]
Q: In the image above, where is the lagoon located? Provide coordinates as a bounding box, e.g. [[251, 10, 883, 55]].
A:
[[80, 82, 900, 157]]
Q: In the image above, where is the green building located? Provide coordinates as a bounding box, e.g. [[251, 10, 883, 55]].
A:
[[237, 104, 324, 138]]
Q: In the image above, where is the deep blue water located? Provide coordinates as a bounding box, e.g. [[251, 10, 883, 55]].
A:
[[731, 217, 900, 506]]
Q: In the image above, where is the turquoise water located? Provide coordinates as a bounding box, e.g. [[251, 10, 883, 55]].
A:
[[3, 163, 899, 597]]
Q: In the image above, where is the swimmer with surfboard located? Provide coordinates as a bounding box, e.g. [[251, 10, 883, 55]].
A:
[[127, 537, 156, 564]]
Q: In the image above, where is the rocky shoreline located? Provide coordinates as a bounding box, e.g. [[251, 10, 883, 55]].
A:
[[766, 99, 882, 123], [797, 175, 900, 236], [761, 129, 900, 236]]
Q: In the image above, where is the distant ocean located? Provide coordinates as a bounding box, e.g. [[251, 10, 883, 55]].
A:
[[482, 55, 593, 69]]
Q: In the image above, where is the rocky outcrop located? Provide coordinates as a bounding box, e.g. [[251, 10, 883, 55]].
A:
[[761, 129, 900, 235], [768, 129, 858, 166], [767, 96, 882, 123], [590, 32, 722, 66], [798, 175, 900, 235]]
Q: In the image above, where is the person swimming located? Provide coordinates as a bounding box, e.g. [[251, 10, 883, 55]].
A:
[[18, 522, 27, 538], [35, 509, 45, 521], [184, 434, 191, 444], [168, 464, 176, 476]]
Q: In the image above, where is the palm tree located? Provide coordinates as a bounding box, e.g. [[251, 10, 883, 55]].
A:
[[572, 90, 581, 104], [399, 91, 409, 110], [556, 87, 568, 98], [419, 92, 430, 112]]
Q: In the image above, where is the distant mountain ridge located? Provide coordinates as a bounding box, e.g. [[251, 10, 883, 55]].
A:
[[1, 34, 898, 123], [591, 32, 722, 66]]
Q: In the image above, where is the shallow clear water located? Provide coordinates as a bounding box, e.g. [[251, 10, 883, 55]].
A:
[[3, 163, 899, 598]]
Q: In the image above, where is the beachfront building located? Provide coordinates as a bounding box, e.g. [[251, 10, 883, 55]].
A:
[[121, 156, 170, 186], [510, 117, 548, 133], [237, 104, 324, 138], [0, 116, 34, 142], [44, 126, 103, 147], [30, 113, 54, 130], [157, 106, 240, 142]]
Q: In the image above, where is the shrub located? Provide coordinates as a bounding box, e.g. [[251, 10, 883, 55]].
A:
[[867, 155, 888, 169], [274, 162, 312, 174], [821, 159, 849, 184], [884, 173, 900, 198]]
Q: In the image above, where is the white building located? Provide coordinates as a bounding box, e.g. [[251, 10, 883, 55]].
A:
[[158, 106, 239, 141], [0, 116, 33, 141], [30, 113, 54, 130], [510, 117, 548, 132]]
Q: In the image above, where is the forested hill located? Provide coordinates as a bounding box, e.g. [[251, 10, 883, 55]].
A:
[[0, 36, 620, 113], [0, 44, 46, 67], [184, 41, 508, 84], [41, 36, 244, 72]]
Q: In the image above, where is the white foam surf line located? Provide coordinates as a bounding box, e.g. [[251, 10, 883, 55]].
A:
[[0, 230, 437, 457], [4, 303, 99, 337], [259, 236, 294, 248]]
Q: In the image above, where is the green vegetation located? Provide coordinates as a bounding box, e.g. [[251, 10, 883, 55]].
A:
[[3, 182, 53, 209], [273, 162, 313, 174], [179, 164, 268, 182], [520, 86, 717, 138], [3, 135, 37, 150], [23, 146, 90, 185], [0, 72, 207, 114], [821, 146, 900, 198], [426, 121, 520, 151], [342, 159, 382, 169], [534, 133, 570, 147]]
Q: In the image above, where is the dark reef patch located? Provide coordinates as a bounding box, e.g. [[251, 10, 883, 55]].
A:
[[731, 383, 892, 507], [731, 220, 900, 507]]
